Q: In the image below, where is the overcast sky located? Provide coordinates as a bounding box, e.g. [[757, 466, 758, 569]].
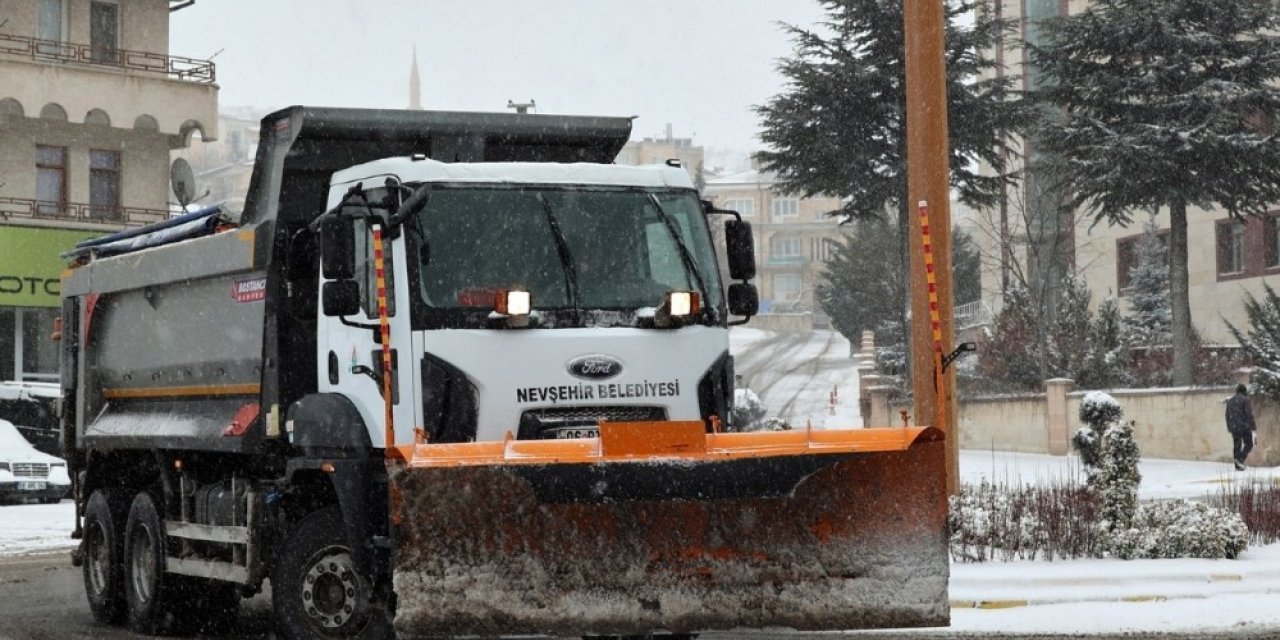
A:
[[170, 1, 826, 163]]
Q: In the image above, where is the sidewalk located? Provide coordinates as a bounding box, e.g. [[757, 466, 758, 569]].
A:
[[947, 449, 1280, 634]]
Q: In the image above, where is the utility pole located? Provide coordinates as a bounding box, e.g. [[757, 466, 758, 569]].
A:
[[904, 0, 959, 494]]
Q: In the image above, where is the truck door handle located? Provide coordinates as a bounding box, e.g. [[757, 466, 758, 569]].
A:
[[369, 349, 400, 405]]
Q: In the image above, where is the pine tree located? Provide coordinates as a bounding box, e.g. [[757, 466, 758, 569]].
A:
[[978, 284, 1043, 389], [816, 218, 907, 350], [1228, 283, 1280, 399], [1048, 275, 1094, 379], [1124, 221, 1172, 349], [756, 0, 1032, 222], [1078, 295, 1131, 390], [1028, 0, 1280, 386]]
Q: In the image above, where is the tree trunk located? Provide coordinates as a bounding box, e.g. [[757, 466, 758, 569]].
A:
[[1168, 198, 1194, 386]]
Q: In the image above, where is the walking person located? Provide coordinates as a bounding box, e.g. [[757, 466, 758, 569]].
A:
[[1226, 384, 1258, 471]]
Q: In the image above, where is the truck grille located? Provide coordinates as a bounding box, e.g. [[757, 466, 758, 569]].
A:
[[518, 406, 667, 440], [13, 463, 49, 478]]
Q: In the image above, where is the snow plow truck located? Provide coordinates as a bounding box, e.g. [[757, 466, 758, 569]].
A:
[[58, 106, 948, 639]]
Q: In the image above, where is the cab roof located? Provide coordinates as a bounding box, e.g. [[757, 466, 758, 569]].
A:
[[330, 157, 696, 192]]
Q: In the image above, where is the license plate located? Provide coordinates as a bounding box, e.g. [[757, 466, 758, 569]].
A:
[[552, 428, 599, 440], [19, 481, 46, 491]]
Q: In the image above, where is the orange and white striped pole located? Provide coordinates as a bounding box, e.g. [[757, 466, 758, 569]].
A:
[[372, 224, 396, 455], [917, 201, 946, 433]]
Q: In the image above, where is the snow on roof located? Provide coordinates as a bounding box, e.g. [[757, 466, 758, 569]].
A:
[[705, 168, 773, 186], [331, 158, 696, 190]]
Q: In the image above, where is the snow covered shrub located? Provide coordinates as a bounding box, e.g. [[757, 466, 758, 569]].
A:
[[761, 417, 792, 431], [1228, 283, 1280, 400], [1109, 501, 1249, 560], [1079, 391, 1123, 428], [731, 388, 766, 431], [949, 479, 1102, 562], [1098, 420, 1142, 531]]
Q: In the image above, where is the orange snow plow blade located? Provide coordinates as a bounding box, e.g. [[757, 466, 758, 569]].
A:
[[388, 422, 949, 637]]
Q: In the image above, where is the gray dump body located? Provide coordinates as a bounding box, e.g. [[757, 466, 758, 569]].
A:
[[61, 106, 632, 454]]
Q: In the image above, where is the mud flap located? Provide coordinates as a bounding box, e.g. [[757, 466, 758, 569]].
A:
[[388, 425, 949, 637]]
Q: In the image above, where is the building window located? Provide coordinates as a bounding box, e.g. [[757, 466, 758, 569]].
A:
[[724, 198, 754, 218], [35, 145, 67, 217], [770, 236, 802, 258], [772, 197, 800, 220], [89, 150, 121, 220], [90, 1, 119, 64], [1217, 219, 1246, 275], [36, 0, 64, 55], [772, 274, 804, 306], [810, 237, 837, 262], [1265, 216, 1280, 269]]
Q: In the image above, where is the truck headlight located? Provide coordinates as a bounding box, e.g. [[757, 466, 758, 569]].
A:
[[495, 289, 531, 316], [666, 291, 700, 317]]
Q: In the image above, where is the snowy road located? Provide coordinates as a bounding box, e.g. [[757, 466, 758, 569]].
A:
[[730, 328, 863, 428]]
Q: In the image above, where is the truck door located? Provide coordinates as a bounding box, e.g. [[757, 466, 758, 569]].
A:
[[318, 216, 417, 448]]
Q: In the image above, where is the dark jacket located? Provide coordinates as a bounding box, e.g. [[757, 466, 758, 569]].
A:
[[1226, 393, 1257, 435]]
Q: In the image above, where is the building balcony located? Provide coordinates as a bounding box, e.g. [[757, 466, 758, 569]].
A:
[[766, 255, 807, 266], [0, 197, 167, 230], [0, 33, 218, 145]]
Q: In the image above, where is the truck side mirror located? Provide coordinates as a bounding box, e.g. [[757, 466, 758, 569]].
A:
[[728, 283, 759, 317], [320, 215, 356, 281], [725, 220, 756, 281], [322, 280, 360, 317]]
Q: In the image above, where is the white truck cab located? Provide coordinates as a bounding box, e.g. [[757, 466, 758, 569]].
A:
[[317, 158, 744, 447]]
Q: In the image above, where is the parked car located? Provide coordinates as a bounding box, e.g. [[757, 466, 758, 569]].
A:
[[0, 381, 61, 457], [0, 418, 70, 504]]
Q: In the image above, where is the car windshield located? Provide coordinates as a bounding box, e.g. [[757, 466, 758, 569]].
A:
[[411, 186, 722, 315]]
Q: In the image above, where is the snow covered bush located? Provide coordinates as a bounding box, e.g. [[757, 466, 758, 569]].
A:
[[1098, 419, 1141, 531], [1108, 501, 1249, 560], [730, 388, 766, 431], [760, 417, 792, 431], [1079, 390, 1123, 428], [949, 479, 1101, 562], [1212, 478, 1280, 545]]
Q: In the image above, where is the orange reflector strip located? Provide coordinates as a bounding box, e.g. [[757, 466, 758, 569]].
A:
[[396, 424, 941, 468]]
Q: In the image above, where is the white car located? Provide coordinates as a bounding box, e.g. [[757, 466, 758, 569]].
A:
[[0, 418, 70, 504]]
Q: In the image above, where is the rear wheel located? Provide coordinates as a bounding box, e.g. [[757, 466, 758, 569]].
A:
[[82, 489, 129, 625], [272, 506, 390, 640], [123, 491, 179, 634]]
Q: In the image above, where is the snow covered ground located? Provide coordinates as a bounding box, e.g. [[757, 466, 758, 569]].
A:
[[0, 499, 75, 555], [730, 327, 863, 428]]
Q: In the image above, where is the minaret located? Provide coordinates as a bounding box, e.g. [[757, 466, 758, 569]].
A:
[[409, 44, 422, 110]]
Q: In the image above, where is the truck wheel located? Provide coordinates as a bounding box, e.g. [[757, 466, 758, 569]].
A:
[[123, 491, 178, 634], [82, 489, 129, 625], [272, 506, 389, 640]]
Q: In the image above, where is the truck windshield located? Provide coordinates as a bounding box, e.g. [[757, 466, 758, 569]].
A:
[[410, 185, 723, 325]]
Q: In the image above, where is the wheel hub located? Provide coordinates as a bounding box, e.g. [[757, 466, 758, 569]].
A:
[[130, 523, 155, 603], [301, 549, 359, 629], [85, 522, 109, 594]]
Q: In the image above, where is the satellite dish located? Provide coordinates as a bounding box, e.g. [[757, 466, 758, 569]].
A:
[[170, 158, 196, 209]]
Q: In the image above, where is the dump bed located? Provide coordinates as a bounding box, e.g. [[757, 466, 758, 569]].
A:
[[61, 106, 633, 454]]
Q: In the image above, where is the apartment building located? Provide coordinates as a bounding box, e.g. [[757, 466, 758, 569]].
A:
[[0, 0, 217, 381], [616, 125, 704, 186], [703, 167, 845, 321], [967, 0, 1276, 344]]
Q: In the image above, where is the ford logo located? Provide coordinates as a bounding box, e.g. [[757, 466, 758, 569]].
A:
[[567, 354, 623, 380]]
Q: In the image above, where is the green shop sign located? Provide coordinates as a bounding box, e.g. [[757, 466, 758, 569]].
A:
[[0, 225, 102, 308]]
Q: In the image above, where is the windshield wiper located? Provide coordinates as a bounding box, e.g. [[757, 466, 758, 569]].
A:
[[647, 193, 715, 323], [535, 193, 581, 323]]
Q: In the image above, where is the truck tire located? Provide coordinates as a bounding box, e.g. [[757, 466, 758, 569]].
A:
[[271, 506, 390, 640], [82, 489, 129, 625], [123, 491, 179, 634]]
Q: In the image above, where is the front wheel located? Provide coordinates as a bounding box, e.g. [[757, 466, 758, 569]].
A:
[[271, 506, 389, 640]]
